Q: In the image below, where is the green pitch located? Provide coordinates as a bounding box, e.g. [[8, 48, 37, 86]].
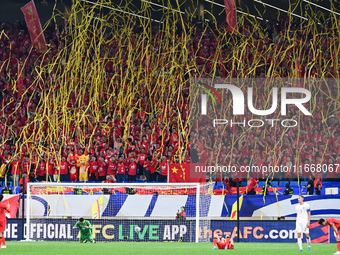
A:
[[2, 241, 337, 255]]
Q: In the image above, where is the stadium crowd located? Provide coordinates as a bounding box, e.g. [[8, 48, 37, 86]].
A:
[[0, 14, 339, 190]]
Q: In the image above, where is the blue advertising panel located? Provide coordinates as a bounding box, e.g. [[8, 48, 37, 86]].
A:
[[5, 219, 193, 242], [208, 221, 334, 243], [4, 219, 336, 243]]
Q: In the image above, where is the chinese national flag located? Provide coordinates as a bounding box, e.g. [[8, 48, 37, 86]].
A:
[[168, 163, 206, 183], [21, 0, 47, 53], [0, 195, 20, 218], [224, 0, 237, 32]]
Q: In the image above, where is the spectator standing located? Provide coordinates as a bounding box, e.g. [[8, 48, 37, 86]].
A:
[[127, 157, 137, 182], [59, 156, 70, 182], [10, 156, 20, 187], [97, 156, 107, 182], [89, 156, 98, 181], [107, 156, 117, 180], [159, 156, 167, 182], [116, 156, 126, 182], [314, 173, 322, 195]]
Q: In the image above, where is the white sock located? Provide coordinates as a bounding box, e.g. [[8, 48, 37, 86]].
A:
[[306, 237, 311, 248], [298, 238, 302, 250]]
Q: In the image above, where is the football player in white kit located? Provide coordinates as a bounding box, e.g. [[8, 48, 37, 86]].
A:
[[296, 195, 311, 252]]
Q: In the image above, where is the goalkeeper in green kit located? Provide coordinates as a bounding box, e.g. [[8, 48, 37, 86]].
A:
[[73, 218, 95, 243]]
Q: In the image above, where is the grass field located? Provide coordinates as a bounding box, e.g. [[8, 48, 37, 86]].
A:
[[1, 242, 338, 255]]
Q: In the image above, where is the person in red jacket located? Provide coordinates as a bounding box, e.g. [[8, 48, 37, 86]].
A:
[[30, 153, 39, 181], [37, 160, 46, 182], [314, 173, 322, 195], [107, 156, 117, 179], [68, 154, 79, 182], [127, 157, 137, 182], [223, 178, 233, 195], [97, 156, 107, 182], [19, 173, 30, 194], [46, 157, 54, 182], [104, 175, 116, 183], [59, 156, 70, 182], [21, 155, 31, 176], [246, 178, 258, 195], [144, 156, 156, 182], [10, 156, 20, 186], [159, 156, 167, 182], [116, 156, 126, 182], [318, 218, 340, 254], [137, 148, 147, 179], [89, 156, 98, 181]]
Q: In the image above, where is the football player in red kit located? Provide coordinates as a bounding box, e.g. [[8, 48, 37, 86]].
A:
[[212, 234, 234, 250], [0, 194, 10, 249], [319, 218, 340, 254]]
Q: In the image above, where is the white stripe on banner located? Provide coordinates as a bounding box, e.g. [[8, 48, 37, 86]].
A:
[[27, 194, 340, 219], [117, 195, 153, 217], [31, 195, 103, 218], [151, 195, 188, 217], [252, 196, 340, 218], [208, 196, 225, 217], [252, 196, 296, 217], [308, 198, 340, 211]]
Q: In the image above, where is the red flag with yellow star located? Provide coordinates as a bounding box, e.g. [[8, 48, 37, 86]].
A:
[[168, 163, 206, 183], [0, 195, 20, 218]]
